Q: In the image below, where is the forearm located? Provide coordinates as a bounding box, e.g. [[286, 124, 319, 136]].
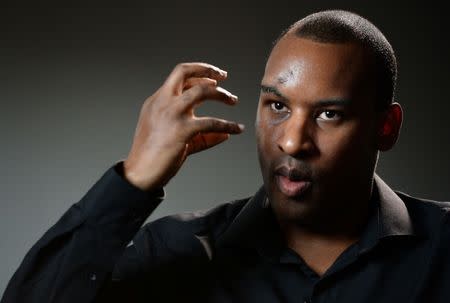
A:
[[1, 161, 164, 303]]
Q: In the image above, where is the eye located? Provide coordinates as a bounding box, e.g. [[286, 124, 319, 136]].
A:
[[270, 101, 289, 113], [317, 110, 342, 121]]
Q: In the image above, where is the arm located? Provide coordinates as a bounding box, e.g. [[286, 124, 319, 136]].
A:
[[1, 161, 164, 303], [1, 62, 243, 303]]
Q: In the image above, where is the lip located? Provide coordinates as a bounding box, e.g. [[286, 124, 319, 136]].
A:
[[276, 175, 312, 198], [275, 165, 312, 181]]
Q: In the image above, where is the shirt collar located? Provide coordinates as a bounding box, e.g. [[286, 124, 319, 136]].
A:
[[215, 185, 274, 251], [215, 173, 419, 258], [354, 173, 421, 256], [373, 174, 415, 238]]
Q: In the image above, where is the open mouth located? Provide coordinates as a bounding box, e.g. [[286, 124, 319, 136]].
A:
[[276, 175, 312, 198]]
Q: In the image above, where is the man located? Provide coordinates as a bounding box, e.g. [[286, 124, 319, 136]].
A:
[[2, 9, 450, 303]]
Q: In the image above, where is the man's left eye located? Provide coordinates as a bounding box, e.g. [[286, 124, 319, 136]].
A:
[[317, 110, 342, 121]]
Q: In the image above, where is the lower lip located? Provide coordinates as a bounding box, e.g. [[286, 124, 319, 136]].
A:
[[276, 175, 312, 198]]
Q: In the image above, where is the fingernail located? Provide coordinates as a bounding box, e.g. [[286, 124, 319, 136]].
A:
[[238, 123, 245, 131], [231, 94, 238, 102], [220, 70, 228, 77]]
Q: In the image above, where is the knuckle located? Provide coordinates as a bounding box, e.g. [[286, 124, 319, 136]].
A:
[[206, 67, 217, 77], [201, 120, 212, 131], [192, 87, 210, 101], [174, 62, 188, 73], [141, 93, 157, 110], [223, 122, 232, 131], [184, 78, 194, 86], [198, 83, 211, 95], [181, 90, 193, 102], [210, 119, 221, 130], [188, 84, 210, 100], [141, 99, 151, 113]]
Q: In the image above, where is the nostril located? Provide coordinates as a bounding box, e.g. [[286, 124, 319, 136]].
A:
[[278, 137, 316, 159]]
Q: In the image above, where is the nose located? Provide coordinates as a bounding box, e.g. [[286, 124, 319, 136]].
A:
[[277, 112, 316, 158]]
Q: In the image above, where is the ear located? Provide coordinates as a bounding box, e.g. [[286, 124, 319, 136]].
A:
[[377, 102, 403, 151]]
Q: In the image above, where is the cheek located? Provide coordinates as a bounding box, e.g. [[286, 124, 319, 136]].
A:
[[255, 116, 283, 173], [255, 112, 278, 150], [316, 121, 374, 166]]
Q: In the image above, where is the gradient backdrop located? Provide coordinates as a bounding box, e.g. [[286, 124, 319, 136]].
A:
[[1, 1, 449, 295]]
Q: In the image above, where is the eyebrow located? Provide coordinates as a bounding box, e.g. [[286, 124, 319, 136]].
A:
[[260, 85, 288, 100], [315, 99, 352, 107], [260, 84, 351, 107]]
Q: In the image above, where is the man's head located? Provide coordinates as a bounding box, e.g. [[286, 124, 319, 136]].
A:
[[255, 10, 403, 229]]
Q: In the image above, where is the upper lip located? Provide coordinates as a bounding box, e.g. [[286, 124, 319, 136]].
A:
[[275, 165, 312, 182]]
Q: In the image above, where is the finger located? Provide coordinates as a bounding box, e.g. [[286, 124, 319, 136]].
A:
[[191, 117, 245, 135], [183, 77, 217, 91], [178, 84, 238, 112], [164, 63, 227, 95], [186, 133, 230, 155]]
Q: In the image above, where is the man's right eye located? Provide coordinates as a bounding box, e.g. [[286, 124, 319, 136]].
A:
[[270, 101, 289, 113]]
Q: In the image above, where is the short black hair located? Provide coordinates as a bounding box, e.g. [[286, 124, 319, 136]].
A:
[[273, 10, 397, 112]]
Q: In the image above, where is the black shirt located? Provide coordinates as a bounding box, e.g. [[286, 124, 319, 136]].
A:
[[2, 161, 450, 303]]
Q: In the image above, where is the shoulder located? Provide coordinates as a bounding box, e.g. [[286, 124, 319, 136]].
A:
[[111, 196, 252, 280], [395, 190, 450, 235], [395, 190, 450, 213], [148, 195, 251, 238], [130, 195, 252, 257]]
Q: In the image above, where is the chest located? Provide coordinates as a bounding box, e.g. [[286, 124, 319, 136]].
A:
[[137, 241, 436, 303]]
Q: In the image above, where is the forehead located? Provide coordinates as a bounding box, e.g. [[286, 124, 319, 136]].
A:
[[262, 36, 374, 99]]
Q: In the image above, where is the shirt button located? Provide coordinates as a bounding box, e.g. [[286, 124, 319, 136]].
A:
[[89, 273, 97, 281]]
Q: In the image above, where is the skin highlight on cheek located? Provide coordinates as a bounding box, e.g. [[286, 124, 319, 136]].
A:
[[284, 138, 295, 150]]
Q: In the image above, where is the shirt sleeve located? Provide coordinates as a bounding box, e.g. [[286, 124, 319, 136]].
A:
[[0, 161, 165, 303]]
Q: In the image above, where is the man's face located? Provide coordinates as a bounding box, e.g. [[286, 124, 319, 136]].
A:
[[256, 35, 381, 226]]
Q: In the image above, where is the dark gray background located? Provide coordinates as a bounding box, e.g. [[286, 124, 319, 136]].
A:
[[1, 1, 449, 295]]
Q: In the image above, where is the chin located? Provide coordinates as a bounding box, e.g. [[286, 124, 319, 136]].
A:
[[267, 185, 320, 225]]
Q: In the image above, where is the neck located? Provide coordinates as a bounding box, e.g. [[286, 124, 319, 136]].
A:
[[284, 197, 371, 240], [275, 182, 375, 276], [280, 176, 374, 239]]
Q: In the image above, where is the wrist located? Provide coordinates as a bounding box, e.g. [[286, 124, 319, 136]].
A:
[[121, 160, 162, 192]]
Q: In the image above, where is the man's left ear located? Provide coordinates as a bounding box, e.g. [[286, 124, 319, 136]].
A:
[[376, 102, 403, 151]]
